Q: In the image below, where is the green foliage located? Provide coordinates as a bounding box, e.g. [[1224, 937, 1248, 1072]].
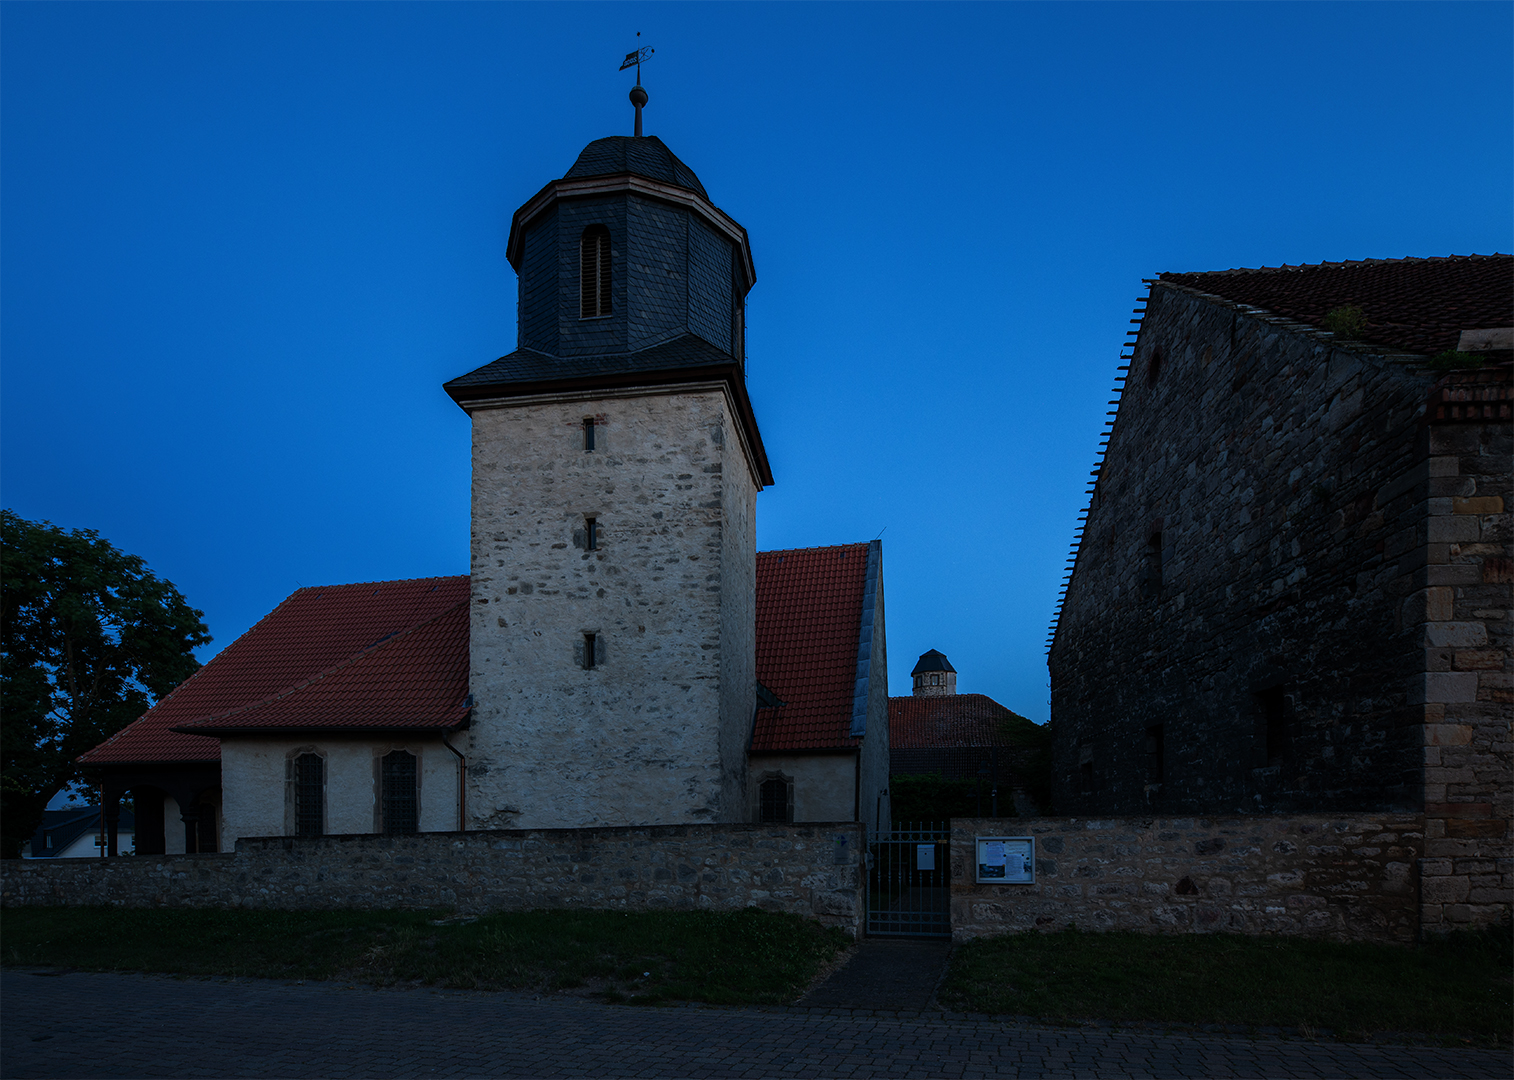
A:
[[1322, 304, 1368, 340], [0, 511, 209, 857], [890, 772, 990, 822], [1000, 711, 1053, 811], [940, 926, 1512, 1043], [1, 906, 851, 1007], [889, 710, 1054, 820], [1426, 349, 1486, 371]]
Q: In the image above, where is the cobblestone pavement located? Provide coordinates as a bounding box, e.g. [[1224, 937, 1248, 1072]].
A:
[[798, 940, 951, 1011], [2, 970, 1504, 1079]]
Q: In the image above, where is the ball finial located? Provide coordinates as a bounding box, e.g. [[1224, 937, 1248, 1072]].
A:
[[629, 84, 648, 137]]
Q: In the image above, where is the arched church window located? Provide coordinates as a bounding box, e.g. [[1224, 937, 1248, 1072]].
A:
[[580, 225, 611, 319], [382, 750, 419, 835], [758, 775, 793, 824], [294, 753, 324, 838]]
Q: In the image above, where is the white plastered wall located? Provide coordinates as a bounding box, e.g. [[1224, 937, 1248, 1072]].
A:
[[219, 736, 461, 842], [747, 753, 857, 823]]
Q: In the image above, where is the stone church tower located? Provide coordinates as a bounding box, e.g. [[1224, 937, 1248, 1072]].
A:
[[444, 113, 773, 829]]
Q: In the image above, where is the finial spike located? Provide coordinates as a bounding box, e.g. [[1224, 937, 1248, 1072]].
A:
[[619, 36, 654, 137]]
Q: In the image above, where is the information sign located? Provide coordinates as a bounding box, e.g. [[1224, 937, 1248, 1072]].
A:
[[975, 836, 1034, 884]]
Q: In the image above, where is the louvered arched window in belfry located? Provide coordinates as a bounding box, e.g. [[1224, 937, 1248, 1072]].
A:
[[579, 225, 611, 319]]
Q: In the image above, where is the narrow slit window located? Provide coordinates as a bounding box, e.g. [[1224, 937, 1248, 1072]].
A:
[[583, 632, 596, 670], [1144, 725, 1164, 784], [585, 517, 598, 551], [1258, 686, 1290, 764], [583, 417, 596, 451], [1143, 531, 1164, 598], [579, 226, 611, 319]]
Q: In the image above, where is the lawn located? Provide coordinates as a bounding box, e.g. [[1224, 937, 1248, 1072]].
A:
[[1, 905, 851, 1007], [940, 926, 1512, 1044]]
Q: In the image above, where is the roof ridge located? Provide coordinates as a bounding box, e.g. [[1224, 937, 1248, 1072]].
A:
[[288, 573, 468, 593], [1158, 252, 1511, 277], [174, 597, 469, 731], [757, 541, 870, 557]]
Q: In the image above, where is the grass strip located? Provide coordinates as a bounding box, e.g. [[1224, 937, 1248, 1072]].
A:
[[1, 906, 850, 1007], [939, 926, 1512, 1044]]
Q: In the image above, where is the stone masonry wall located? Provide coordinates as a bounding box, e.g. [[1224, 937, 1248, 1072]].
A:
[[1, 822, 865, 937], [950, 814, 1421, 944], [467, 386, 756, 829], [1417, 366, 1512, 932], [1051, 285, 1434, 816]]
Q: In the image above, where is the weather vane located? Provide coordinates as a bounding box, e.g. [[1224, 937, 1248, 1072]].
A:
[[619, 33, 654, 137]]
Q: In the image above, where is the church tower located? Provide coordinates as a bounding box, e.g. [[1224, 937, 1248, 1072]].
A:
[[444, 94, 772, 829]]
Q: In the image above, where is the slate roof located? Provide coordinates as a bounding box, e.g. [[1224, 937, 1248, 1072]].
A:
[[444, 334, 737, 397], [563, 136, 708, 200], [444, 334, 774, 488], [28, 806, 135, 858], [79, 576, 470, 765], [889, 694, 1026, 749], [1158, 254, 1513, 357], [910, 649, 956, 675], [751, 544, 870, 753]]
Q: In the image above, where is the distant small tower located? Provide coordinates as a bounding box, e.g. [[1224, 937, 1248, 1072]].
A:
[[911, 650, 957, 697]]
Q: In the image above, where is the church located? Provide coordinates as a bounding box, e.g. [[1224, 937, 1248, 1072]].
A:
[[80, 93, 891, 852]]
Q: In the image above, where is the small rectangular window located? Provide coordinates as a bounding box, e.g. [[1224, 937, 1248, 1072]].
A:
[[1142, 532, 1163, 598], [1079, 761, 1094, 793], [583, 417, 596, 451], [583, 632, 596, 670], [586, 517, 598, 551], [1258, 686, 1290, 764], [1145, 724, 1164, 783]]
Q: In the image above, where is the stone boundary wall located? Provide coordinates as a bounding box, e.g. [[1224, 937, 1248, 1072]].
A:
[[1, 822, 866, 937], [950, 815, 1422, 944], [1418, 368, 1513, 933]]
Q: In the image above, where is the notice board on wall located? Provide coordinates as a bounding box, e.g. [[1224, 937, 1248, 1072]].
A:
[[975, 836, 1034, 884]]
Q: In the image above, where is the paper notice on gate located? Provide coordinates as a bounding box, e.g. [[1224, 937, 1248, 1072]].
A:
[[916, 844, 935, 870]]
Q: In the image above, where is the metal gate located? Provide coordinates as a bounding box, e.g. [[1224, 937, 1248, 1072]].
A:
[[866, 822, 952, 937]]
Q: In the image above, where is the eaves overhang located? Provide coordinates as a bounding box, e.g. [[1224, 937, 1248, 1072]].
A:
[[506, 173, 756, 296], [171, 720, 468, 739], [445, 360, 774, 489]]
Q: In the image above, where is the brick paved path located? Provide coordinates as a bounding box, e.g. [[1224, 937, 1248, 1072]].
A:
[[2, 970, 1503, 1079]]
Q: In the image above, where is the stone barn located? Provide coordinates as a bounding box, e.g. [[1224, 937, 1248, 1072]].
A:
[[1048, 254, 1511, 931]]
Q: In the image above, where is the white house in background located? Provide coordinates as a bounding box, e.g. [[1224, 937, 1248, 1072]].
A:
[[26, 806, 135, 859]]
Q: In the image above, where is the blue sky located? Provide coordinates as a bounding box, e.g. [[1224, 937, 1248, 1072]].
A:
[[4, 2, 1510, 730]]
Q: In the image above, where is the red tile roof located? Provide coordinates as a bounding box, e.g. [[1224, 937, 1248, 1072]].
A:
[[889, 694, 1026, 749], [79, 576, 470, 765], [1158, 254, 1512, 357], [752, 543, 869, 752]]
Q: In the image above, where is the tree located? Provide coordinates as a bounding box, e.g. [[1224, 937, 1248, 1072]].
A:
[[1, 511, 210, 858]]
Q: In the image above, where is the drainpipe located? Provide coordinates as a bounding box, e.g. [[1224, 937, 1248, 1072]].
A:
[[441, 730, 467, 832], [853, 751, 861, 823]]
